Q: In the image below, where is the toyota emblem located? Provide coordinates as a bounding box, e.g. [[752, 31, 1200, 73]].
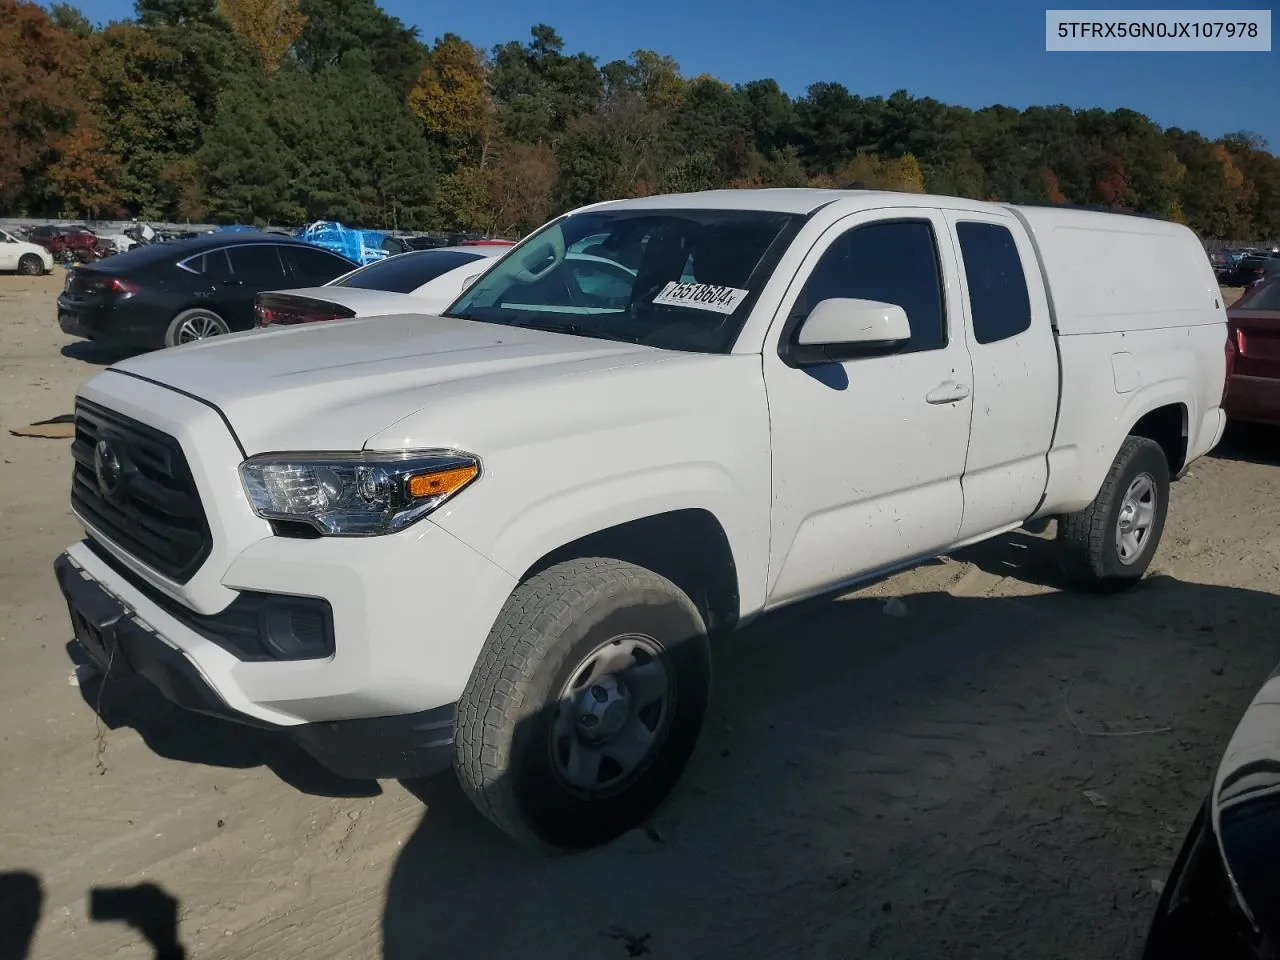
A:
[[94, 439, 123, 498]]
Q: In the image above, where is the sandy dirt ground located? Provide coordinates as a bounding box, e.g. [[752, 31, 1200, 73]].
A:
[[1, 271, 1277, 960]]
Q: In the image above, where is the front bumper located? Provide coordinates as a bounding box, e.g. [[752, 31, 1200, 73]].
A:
[[56, 551, 457, 780]]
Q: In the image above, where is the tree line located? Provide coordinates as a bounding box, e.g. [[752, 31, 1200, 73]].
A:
[[3, 0, 1278, 240]]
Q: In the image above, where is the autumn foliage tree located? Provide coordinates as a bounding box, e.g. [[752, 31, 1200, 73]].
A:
[[216, 0, 305, 71], [0, 4, 1276, 241]]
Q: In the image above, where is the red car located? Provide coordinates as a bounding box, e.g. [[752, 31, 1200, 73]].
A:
[[27, 224, 101, 261], [1224, 276, 1280, 426]]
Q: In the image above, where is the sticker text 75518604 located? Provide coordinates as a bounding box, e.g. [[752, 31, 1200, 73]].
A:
[[651, 281, 749, 316]]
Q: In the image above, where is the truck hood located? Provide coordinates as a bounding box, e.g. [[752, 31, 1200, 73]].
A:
[[104, 313, 670, 454]]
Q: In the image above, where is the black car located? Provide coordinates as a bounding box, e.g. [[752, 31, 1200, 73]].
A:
[[1144, 661, 1280, 960], [56, 232, 357, 349], [1222, 256, 1280, 288]]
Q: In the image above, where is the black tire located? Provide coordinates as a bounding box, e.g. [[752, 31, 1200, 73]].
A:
[[453, 557, 711, 850], [1059, 436, 1170, 591], [163, 308, 230, 347], [17, 253, 44, 276]]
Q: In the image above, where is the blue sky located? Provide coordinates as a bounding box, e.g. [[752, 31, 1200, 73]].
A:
[[76, 0, 1280, 148]]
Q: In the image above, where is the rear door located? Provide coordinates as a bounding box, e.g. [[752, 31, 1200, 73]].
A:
[[223, 244, 289, 330], [941, 210, 1059, 540]]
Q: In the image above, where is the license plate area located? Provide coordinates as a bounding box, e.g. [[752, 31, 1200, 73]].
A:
[[68, 603, 116, 669]]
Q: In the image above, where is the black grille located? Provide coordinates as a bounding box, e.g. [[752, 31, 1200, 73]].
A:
[[71, 399, 212, 583]]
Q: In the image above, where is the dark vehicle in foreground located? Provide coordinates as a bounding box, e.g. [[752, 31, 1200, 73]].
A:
[[57, 232, 356, 349], [1224, 277, 1280, 427], [1144, 662, 1280, 960]]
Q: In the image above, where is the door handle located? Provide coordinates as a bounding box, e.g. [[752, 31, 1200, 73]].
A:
[[926, 381, 971, 404]]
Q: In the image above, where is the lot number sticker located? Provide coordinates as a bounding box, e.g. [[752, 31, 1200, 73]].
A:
[[652, 281, 749, 315]]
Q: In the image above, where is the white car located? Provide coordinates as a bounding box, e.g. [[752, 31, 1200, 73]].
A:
[[55, 189, 1227, 851], [253, 245, 509, 327], [0, 229, 53, 275]]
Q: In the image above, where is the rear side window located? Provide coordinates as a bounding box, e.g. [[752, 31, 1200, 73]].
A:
[[792, 220, 946, 353], [281, 245, 356, 286], [335, 250, 485, 293], [228, 245, 287, 285], [180, 249, 233, 280], [956, 222, 1032, 345]]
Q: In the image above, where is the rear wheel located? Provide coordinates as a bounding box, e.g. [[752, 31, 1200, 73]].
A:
[[17, 254, 44, 276], [164, 308, 230, 347], [1059, 436, 1170, 590], [453, 557, 712, 850]]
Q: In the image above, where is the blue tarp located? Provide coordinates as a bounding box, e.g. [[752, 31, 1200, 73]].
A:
[[294, 221, 389, 265]]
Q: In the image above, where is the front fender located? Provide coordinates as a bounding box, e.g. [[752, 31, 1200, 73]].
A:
[[435, 458, 770, 617]]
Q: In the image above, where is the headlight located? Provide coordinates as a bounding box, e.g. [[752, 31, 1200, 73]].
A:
[[240, 450, 480, 536]]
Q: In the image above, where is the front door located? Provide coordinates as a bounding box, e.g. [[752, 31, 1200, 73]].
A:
[[762, 209, 974, 606]]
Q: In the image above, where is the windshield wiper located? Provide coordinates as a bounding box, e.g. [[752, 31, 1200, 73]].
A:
[[516, 318, 587, 336]]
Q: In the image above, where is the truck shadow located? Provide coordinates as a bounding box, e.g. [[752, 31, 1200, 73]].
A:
[[70, 652, 380, 799], [1207, 423, 1280, 467], [380, 561, 1280, 960]]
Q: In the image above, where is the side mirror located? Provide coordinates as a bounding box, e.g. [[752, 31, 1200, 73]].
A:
[[460, 273, 481, 292], [787, 297, 911, 366]]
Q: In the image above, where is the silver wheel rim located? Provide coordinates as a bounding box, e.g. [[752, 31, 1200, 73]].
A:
[[1115, 472, 1157, 565], [549, 634, 675, 797], [176, 313, 224, 343]]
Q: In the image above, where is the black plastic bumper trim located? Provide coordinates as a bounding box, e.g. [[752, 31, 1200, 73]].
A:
[[54, 552, 455, 780]]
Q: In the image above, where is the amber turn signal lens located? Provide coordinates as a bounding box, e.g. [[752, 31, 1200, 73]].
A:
[[406, 464, 478, 500]]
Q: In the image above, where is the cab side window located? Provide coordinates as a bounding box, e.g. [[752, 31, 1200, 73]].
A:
[[791, 220, 947, 353], [955, 221, 1032, 344]]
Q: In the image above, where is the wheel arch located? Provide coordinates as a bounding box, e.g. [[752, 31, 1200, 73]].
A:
[[520, 508, 741, 633], [1126, 402, 1189, 477]]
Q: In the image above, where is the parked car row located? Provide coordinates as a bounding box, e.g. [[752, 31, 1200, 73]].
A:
[[56, 233, 358, 348], [1214, 247, 1280, 286], [53, 231, 521, 348]]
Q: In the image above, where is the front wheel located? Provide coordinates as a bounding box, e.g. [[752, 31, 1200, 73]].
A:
[[1059, 436, 1171, 591], [18, 254, 44, 276], [164, 308, 229, 347], [453, 557, 711, 850]]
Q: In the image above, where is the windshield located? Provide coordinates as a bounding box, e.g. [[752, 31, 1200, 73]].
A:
[[442, 208, 802, 353], [333, 250, 488, 294]]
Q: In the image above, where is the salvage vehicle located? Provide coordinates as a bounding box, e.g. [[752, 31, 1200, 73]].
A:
[[53, 189, 1227, 850], [0, 228, 53, 275], [27, 224, 101, 262], [254, 246, 507, 326], [1143, 661, 1280, 960], [57, 232, 356, 349]]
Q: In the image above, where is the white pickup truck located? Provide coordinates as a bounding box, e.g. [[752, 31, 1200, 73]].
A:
[[55, 189, 1227, 850]]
